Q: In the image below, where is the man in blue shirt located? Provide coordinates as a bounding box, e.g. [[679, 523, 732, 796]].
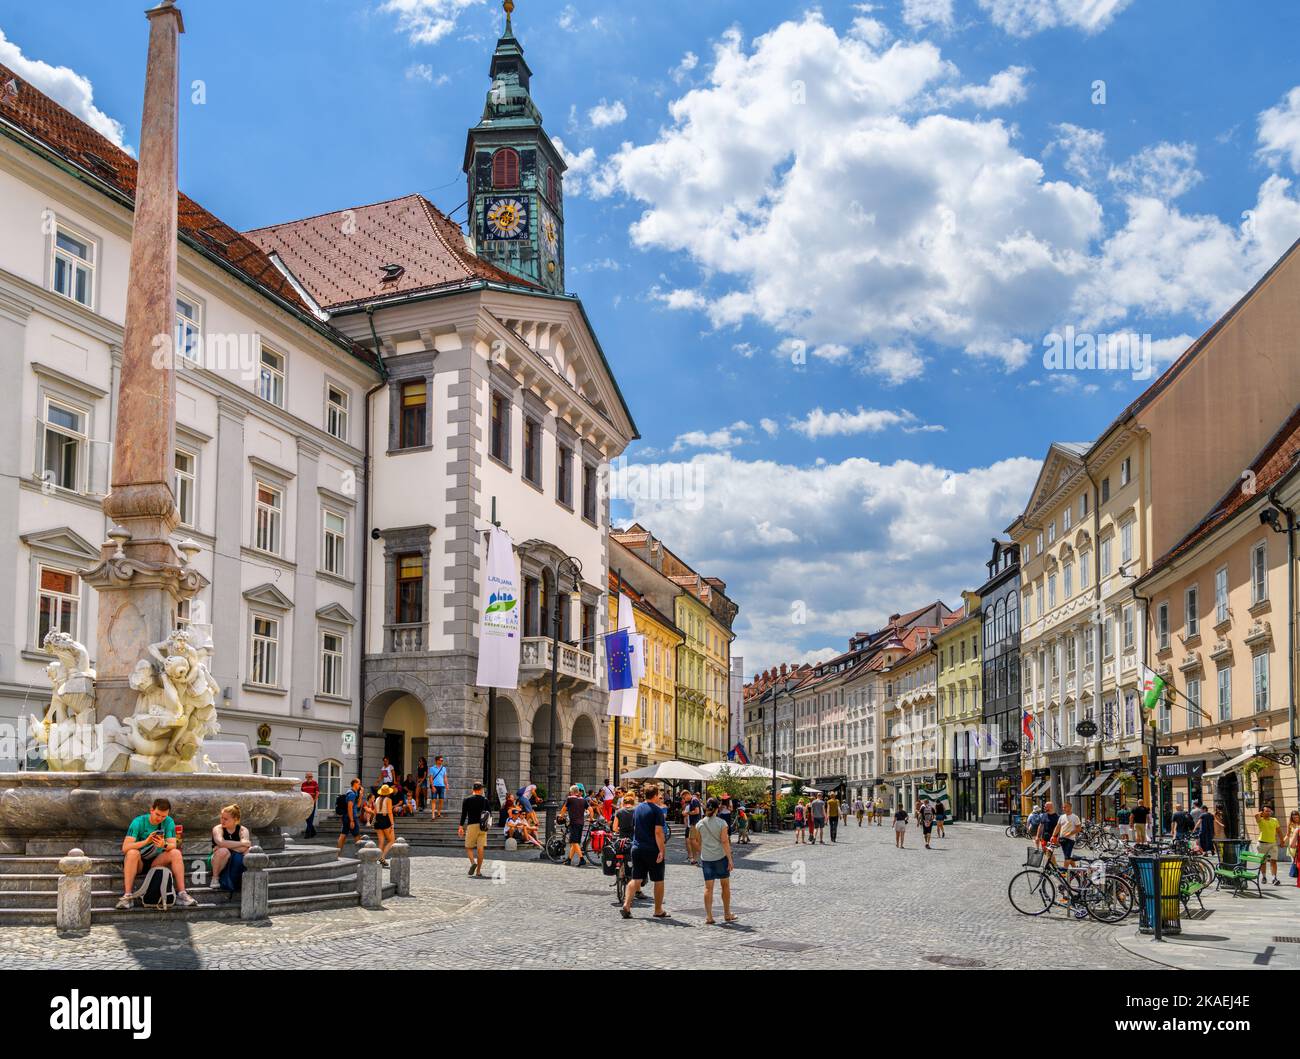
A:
[[621, 785, 667, 920], [336, 777, 365, 857]]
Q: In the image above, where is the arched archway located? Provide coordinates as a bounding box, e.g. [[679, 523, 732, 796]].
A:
[[491, 694, 524, 794], [363, 686, 430, 787], [571, 713, 599, 790], [529, 705, 554, 794]]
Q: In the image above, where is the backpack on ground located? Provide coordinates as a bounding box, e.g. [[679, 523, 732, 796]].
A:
[[135, 864, 177, 910]]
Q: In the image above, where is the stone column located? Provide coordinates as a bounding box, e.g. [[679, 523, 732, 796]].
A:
[[83, 1, 198, 724], [239, 846, 269, 920], [389, 837, 411, 896], [56, 848, 93, 934], [356, 845, 383, 909]]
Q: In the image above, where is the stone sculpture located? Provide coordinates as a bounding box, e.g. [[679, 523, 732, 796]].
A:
[[26, 630, 99, 771]]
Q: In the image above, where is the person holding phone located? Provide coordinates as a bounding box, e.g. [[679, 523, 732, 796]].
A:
[[116, 798, 197, 909]]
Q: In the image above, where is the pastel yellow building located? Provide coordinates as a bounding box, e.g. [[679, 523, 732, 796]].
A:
[[607, 572, 683, 777]]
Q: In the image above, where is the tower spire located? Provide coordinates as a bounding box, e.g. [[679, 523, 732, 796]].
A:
[[503, 0, 514, 35]]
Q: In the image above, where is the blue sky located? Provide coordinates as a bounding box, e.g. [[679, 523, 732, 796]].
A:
[[6, 0, 1300, 674]]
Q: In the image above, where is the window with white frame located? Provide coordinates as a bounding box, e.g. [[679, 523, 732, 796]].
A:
[[317, 760, 342, 812], [1253, 652, 1269, 713], [1079, 558, 1089, 590], [1035, 532, 1044, 555], [1100, 538, 1112, 577], [1120, 457, 1131, 487], [1185, 677, 1201, 730], [1122, 604, 1134, 652], [320, 629, 345, 696], [1063, 561, 1073, 598], [1084, 632, 1094, 668], [322, 509, 346, 576], [174, 449, 196, 527], [254, 481, 283, 554], [250, 615, 280, 687], [1251, 542, 1267, 605], [1157, 602, 1169, 651], [1217, 666, 1232, 722], [1103, 615, 1114, 658], [41, 397, 86, 492], [1186, 585, 1200, 637], [52, 226, 94, 307], [1214, 566, 1229, 624], [1047, 573, 1057, 608], [176, 295, 202, 361], [1120, 521, 1133, 566], [250, 754, 277, 778], [1063, 506, 1072, 531], [257, 345, 285, 407], [326, 383, 349, 442], [1080, 493, 1089, 518], [37, 565, 79, 643], [1036, 582, 1044, 616], [1048, 521, 1056, 545]]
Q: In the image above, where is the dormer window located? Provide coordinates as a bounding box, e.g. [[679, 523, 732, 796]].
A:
[[492, 148, 520, 188], [380, 263, 405, 282]]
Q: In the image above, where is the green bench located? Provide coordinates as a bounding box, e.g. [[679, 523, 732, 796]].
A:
[[1180, 874, 1209, 912], [1214, 851, 1266, 897]]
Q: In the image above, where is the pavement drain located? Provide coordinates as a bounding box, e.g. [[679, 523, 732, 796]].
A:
[[1182, 909, 1215, 921], [740, 939, 819, 953], [1273, 936, 1300, 943], [923, 955, 987, 968]]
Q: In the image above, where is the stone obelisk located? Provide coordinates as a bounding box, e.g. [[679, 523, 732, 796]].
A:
[[83, 1, 201, 724]]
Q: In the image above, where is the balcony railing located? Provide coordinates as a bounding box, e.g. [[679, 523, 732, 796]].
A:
[[386, 623, 425, 653], [520, 636, 597, 687]]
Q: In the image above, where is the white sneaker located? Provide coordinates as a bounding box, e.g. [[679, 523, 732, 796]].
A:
[[175, 891, 198, 908]]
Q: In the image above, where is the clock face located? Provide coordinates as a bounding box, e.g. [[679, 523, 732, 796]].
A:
[[485, 197, 528, 240], [541, 210, 559, 257]]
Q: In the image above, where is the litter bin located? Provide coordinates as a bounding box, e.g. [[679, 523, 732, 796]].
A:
[[1215, 838, 1249, 867], [1133, 854, 1184, 939]]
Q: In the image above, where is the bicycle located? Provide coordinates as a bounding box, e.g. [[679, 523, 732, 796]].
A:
[[1005, 820, 1030, 839], [580, 816, 613, 867], [1007, 844, 1135, 923]]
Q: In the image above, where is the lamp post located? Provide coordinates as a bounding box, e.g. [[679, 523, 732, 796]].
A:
[[770, 684, 788, 833], [542, 554, 584, 859]]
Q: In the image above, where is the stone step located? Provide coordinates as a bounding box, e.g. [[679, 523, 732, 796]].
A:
[[0, 845, 343, 875]]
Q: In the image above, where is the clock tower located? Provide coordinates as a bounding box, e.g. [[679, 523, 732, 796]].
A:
[[464, 0, 566, 293]]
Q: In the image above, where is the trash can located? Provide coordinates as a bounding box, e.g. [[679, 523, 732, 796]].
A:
[[1133, 854, 1184, 939], [1215, 838, 1249, 867]]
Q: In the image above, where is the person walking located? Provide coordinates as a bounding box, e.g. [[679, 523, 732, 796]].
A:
[[373, 784, 397, 867], [1193, 800, 1218, 855], [1285, 811, 1300, 888], [793, 800, 806, 844], [684, 789, 704, 864], [378, 757, 396, 792], [1054, 802, 1082, 867], [893, 804, 908, 848], [1036, 801, 1060, 857], [560, 784, 589, 868], [621, 784, 668, 919], [1130, 801, 1149, 845], [457, 781, 491, 877], [805, 798, 817, 844], [853, 796, 864, 827], [915, 798, 935, 849], [1255, 805, 1282, 885], [336, 778, 366, 858], [600, 778, 616, 822], [933, 800, 946, 839], [415, 756, 429, 812], [301, 770, 319, 839], [696, 798, 738, 924], [1116, 802, 1131, 844], [874, 796, 885, 826], [809, 793, 827, 844], [827, 792, 841, 843], [428, 756, 448, 820]]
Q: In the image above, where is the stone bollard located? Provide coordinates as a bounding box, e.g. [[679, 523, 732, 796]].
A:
[[389, 838, 411, 897], [504, 836, 518, 852], [240, 846, 270, 921], [356, 845, 383, 909], [57, 848, 93, 934]]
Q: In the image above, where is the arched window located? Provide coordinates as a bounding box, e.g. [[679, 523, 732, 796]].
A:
[[318, 759, 342, 811], [995, 598, 1006, 642], [250, 753, 277, 778], [1008, 591, 1020, 634], [492, 148, 520, 188]]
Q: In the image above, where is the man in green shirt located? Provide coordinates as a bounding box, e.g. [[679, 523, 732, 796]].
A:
[[116, 797, 197, 909]]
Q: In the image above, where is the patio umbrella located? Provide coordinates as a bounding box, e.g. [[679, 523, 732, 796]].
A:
[[699, 761, 799, 781], [621, 760, 709, 781]]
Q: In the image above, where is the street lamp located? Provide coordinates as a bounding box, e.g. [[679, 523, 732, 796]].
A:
[[770, 684, 789, 833], [541, 554, 584, 859]]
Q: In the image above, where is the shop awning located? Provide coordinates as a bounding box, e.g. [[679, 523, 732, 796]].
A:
[[1098, 775, 1124, 797], [1065, 777, 1090, 797], [1079, 772, 1112, 796], [1023, 778, 1048, 798], [1204, 747, 1265, 779]]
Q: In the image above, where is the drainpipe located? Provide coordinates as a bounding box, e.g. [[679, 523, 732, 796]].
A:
[[1267, 482, 1298, 812], [357, 306, 388, 783], [1083, 465, 1106, 811]]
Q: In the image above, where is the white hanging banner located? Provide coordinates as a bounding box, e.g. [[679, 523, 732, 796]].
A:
[[475, 527, 521, 689], [607, 591, 646, 719]]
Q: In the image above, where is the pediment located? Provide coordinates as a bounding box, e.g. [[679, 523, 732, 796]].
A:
[[315, 601, 356, 625], [20, 526, 101, 562], [1022, 443, 1087, 522], [243, 582, 294, 610]]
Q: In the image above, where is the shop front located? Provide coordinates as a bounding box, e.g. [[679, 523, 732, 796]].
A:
[[1021, 767, 1052, 812], [1159, 760, 1205, 828], [953, 767, 979, 822], [981, 759, 1020, 824]]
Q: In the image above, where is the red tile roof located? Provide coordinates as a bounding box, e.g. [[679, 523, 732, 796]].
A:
[[245, 194, 534, 312], [1143, 403, 1300, 579], [0, 62, 379, 372]]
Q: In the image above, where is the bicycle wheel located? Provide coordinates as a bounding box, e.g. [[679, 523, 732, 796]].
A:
[[1185, 855, 1214, 888], [1008, 870, 1056, 915], [1084, 874, 1135, 924], [1005, 825, 1019, 839], [615, 865, 628, 904], [584, 838, 603, 867], [544, 832, 566, 863]]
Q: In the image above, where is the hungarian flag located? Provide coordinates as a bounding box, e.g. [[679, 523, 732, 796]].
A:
[[1022, 711, 1034, 742], [1141, 672, 1166, 712]]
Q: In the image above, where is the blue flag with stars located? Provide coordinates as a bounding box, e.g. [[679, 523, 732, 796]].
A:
[[605, 629, 634, 692]]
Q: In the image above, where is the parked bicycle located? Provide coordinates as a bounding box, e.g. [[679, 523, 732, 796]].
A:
[[1007, 844, 1135, 923], [1004, 820, 1030, 839]]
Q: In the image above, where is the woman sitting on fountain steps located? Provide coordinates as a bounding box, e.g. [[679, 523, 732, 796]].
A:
[[208, 804, 252, 893]]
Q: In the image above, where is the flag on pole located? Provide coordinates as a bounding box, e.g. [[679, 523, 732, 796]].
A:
[[606, 592, 645, 719], [475, 526, 520, 689], [1141, 670, 1166, 713], [1022, 710, 1034, 742], [728, 742, 750, 764]]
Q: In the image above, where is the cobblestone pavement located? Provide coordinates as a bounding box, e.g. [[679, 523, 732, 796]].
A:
[[0, 821, 1162, 969]]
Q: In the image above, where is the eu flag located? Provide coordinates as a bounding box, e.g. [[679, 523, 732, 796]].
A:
[[605, 629, 634, 691]]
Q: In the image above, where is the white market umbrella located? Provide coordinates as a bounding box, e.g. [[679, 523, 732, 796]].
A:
[[700, 760, 799, 781], [621, 760, 709, 781], [782, 784, 823, 795]]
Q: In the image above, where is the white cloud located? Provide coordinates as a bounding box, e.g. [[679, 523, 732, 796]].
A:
[[1045, 123, 1108, 187], [559, 4, 604, 32], [1258, 86, 1300, 173], [614, 451, 1040, 671], [789, 407, 917, 438], [0, 29, 127, 148], [550, 135, 598, 195], [595, 15, 1103, 380], [671, 420, 753, 452], [404, 63, 447, 85], [933, 65, 1030, 108], [978, 0, 1133, 37], [672, 51, 700, 84], [759, 417, 780, 437], [1108, 142, 1202, 202], [379, 0, 483, 44], [903, 0, 955, 31], [588, 99, 628, 128]]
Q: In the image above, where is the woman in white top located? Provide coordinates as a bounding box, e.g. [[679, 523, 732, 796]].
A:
[[696, 797, 738, 925]]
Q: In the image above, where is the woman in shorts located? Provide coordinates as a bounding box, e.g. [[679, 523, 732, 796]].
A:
[[696, 798, 738, 924], [893, 805, 909, 848], [373, 784, 396, 867]]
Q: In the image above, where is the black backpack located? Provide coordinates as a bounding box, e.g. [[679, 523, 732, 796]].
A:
[[335, 792, 351, 817]]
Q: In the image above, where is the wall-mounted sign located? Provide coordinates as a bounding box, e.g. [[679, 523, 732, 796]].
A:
[[1001, 739, 1020, 754], [1161, 761, 1204, 778], [1154, 745, 1179, 757], [257, 723, 272, 747], [1075, 720, 1098, 738]]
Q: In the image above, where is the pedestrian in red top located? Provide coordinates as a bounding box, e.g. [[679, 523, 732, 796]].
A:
[[301, 771, 320, 839]]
